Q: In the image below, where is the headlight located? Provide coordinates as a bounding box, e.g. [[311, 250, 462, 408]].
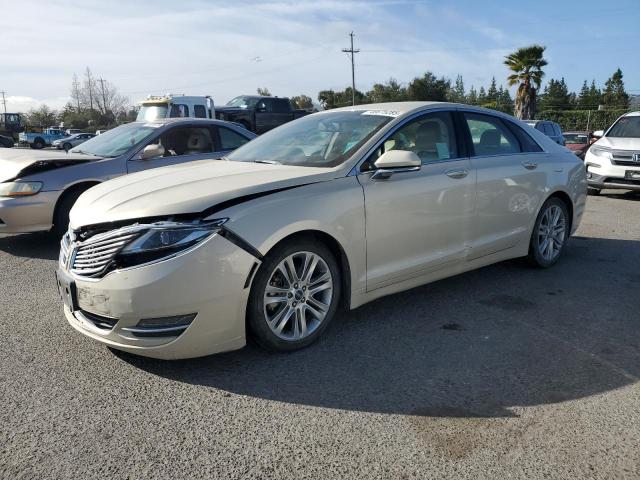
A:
[[0, 181, 43, 197], [116, 218, 228, 268], [589, 145, 612, 159]]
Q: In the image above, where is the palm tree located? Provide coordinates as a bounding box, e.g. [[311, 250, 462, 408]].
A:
[[504, 45, 547, 120]]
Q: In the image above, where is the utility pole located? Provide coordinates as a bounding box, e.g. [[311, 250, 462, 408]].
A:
[[341, 32, 360, 106], [1, 91, 6, 114]]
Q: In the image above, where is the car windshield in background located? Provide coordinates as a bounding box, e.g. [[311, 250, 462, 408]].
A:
[[70, 123, 157, 157], [227, 111, 394, 168], [226, 96, 260, 108], [563, 133, 588, 144], [136, 104, 168, 122], [607, 116, 640, 138]]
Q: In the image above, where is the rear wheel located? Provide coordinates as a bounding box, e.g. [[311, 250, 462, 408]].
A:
[[247, 239, 341, 352], [33, 138, 45, 149], [63, 142, 72, 152], [527, 198, 569, 268]]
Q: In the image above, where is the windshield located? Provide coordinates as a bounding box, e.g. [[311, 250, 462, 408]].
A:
[[563, 133, 588, 144], [226, 96, 260, 108], [227, 111, 394, 168], [136, 104, 169, 122], [70, 122, 158, 157], [607, 116, 640, 138]]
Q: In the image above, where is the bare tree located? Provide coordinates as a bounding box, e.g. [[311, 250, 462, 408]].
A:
[[95, 77, 129, 118], [82, 67, 96, 111], [70, 73, 82, 111]]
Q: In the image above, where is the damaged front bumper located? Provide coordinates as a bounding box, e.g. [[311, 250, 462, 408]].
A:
[[58, 232, 259, 359]]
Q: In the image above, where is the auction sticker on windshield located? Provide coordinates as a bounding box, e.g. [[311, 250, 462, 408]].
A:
[[361, 110, 401, 117]]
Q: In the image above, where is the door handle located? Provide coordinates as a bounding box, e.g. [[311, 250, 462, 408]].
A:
[[522, 161, 538, 170], [445, 169, 468, 179]]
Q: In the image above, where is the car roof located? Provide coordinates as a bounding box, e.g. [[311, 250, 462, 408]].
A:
[[623, 111, 640, 117], [130, 118, 243, 127]]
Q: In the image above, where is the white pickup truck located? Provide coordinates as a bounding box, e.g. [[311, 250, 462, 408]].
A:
[[136, 94, 215, 122]]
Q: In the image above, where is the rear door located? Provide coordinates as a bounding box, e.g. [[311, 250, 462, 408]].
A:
[[461, 111, 546, 259], [127, 124, 218, 173], [359, 110, 475, 290]]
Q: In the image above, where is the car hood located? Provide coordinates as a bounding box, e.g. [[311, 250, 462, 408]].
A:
[[70, 160, 336, 228], [0, 149, 101, 182], [596, 137, 640, 150]]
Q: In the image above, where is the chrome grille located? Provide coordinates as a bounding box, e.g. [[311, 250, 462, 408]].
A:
[[611, 150, 640, 167], [59, 230, 72, 268], [70, 228, 140, 277]]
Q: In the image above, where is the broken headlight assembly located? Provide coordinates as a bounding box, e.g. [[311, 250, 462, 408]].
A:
[[115, 218, 228, 268]]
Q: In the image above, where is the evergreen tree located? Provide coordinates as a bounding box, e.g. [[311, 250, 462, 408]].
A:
[[447, 75, 465, 103], [467, 86, 478, 105], [602, 68, 629, 109], [486, 77, 498, 103], [478, 87, 487, 105]]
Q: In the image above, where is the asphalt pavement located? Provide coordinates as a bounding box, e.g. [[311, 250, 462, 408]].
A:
[[1, 191, 639, 479]]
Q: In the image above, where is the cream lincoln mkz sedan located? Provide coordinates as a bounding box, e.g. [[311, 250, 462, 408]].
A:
[[57, 102, 586, 359]]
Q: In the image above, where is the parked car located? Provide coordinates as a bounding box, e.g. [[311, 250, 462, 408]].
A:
[[95, 129, 108, 135], [0, 113, 23, 136], [56, 102, 586, 359], [18, 127, 69, 149], [584, 111, 640, 195], [65, 129, 83, 135], [524, 120, 565, 146], [0, 118, 255, 235], [136, 94, 215, 122], [562, 131, 592, 159], [216, 96, 309, 134], [0, 134, 14, 148], [52, 133, 96, 151]]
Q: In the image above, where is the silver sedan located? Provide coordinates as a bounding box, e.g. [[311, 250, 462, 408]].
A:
[[52, 133, 95, 151], [57, 102, 587, 359]]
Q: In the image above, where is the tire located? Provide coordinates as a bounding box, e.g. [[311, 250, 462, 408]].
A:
[[33, 138, 45, 149], [247, 238, 341, 352], [63, 142, 72, 152], [52, 188, 89, 237], [587, 187, 601, 196], [527, 197, 569, 268]]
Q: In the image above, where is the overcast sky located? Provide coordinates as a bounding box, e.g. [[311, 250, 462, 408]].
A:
[[3, 0, 639, 112]]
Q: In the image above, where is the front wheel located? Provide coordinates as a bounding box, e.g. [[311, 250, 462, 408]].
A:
[[587, 187, 601, 196], [63, 142, 72, 152], [247, 239, 341, 352], [527, 198, 569, 268]]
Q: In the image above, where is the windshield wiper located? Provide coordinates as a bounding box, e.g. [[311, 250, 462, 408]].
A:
[[254, 160, 282, 165]]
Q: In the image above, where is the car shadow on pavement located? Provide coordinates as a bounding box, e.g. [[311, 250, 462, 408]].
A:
[[116, 236, 640, 419], [0, 232, 60, 260]]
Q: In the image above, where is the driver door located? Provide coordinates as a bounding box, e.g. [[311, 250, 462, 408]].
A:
[[359, 110, 475, 291], [127, 125, 219, 173]]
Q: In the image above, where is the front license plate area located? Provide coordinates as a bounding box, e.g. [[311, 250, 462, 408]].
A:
[[625, 170, 640, 181], [56, 270, 78, 313]]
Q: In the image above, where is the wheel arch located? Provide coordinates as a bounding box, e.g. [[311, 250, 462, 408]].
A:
[[52, 181, 101, 227], [545, 189, 574, 234], [249, 229, 352, 310]]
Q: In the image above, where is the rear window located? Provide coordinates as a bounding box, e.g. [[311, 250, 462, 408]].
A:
[[194, 105, 207, 118]]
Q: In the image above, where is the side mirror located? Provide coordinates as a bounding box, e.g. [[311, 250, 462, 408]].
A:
[[140, 144, 165, 160], [371, 150, 421, 180], [592, 130, 604, 138]]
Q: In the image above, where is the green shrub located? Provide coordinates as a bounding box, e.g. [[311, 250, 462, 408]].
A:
[[537, 109, 628, 132]]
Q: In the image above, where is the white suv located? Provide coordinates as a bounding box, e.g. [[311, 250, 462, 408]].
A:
[[585, 111, 640, 195]]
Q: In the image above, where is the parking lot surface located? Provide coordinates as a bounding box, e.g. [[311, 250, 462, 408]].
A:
[[1, 192, 639, 479]]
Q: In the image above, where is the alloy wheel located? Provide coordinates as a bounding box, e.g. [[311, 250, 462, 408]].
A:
[[537, 204, 566, 261], [263, 251, 333, 341]]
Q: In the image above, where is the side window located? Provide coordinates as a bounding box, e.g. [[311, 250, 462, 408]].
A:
[[218, 127, 250, 150], [542, 122, 553, 136], [194, 105, 207, 118], [272, 99, 290, 113], [368, 111, 458, 165], [170, 104, 189, 118], [553, 123, 562, 136], [261, 99, 274, 113], [464, 113, 521, 156], [507, 121, 543, 152], [157, 126, 214, 156]]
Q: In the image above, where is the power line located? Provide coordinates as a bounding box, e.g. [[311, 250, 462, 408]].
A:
[[341, 32, 360, 106]]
